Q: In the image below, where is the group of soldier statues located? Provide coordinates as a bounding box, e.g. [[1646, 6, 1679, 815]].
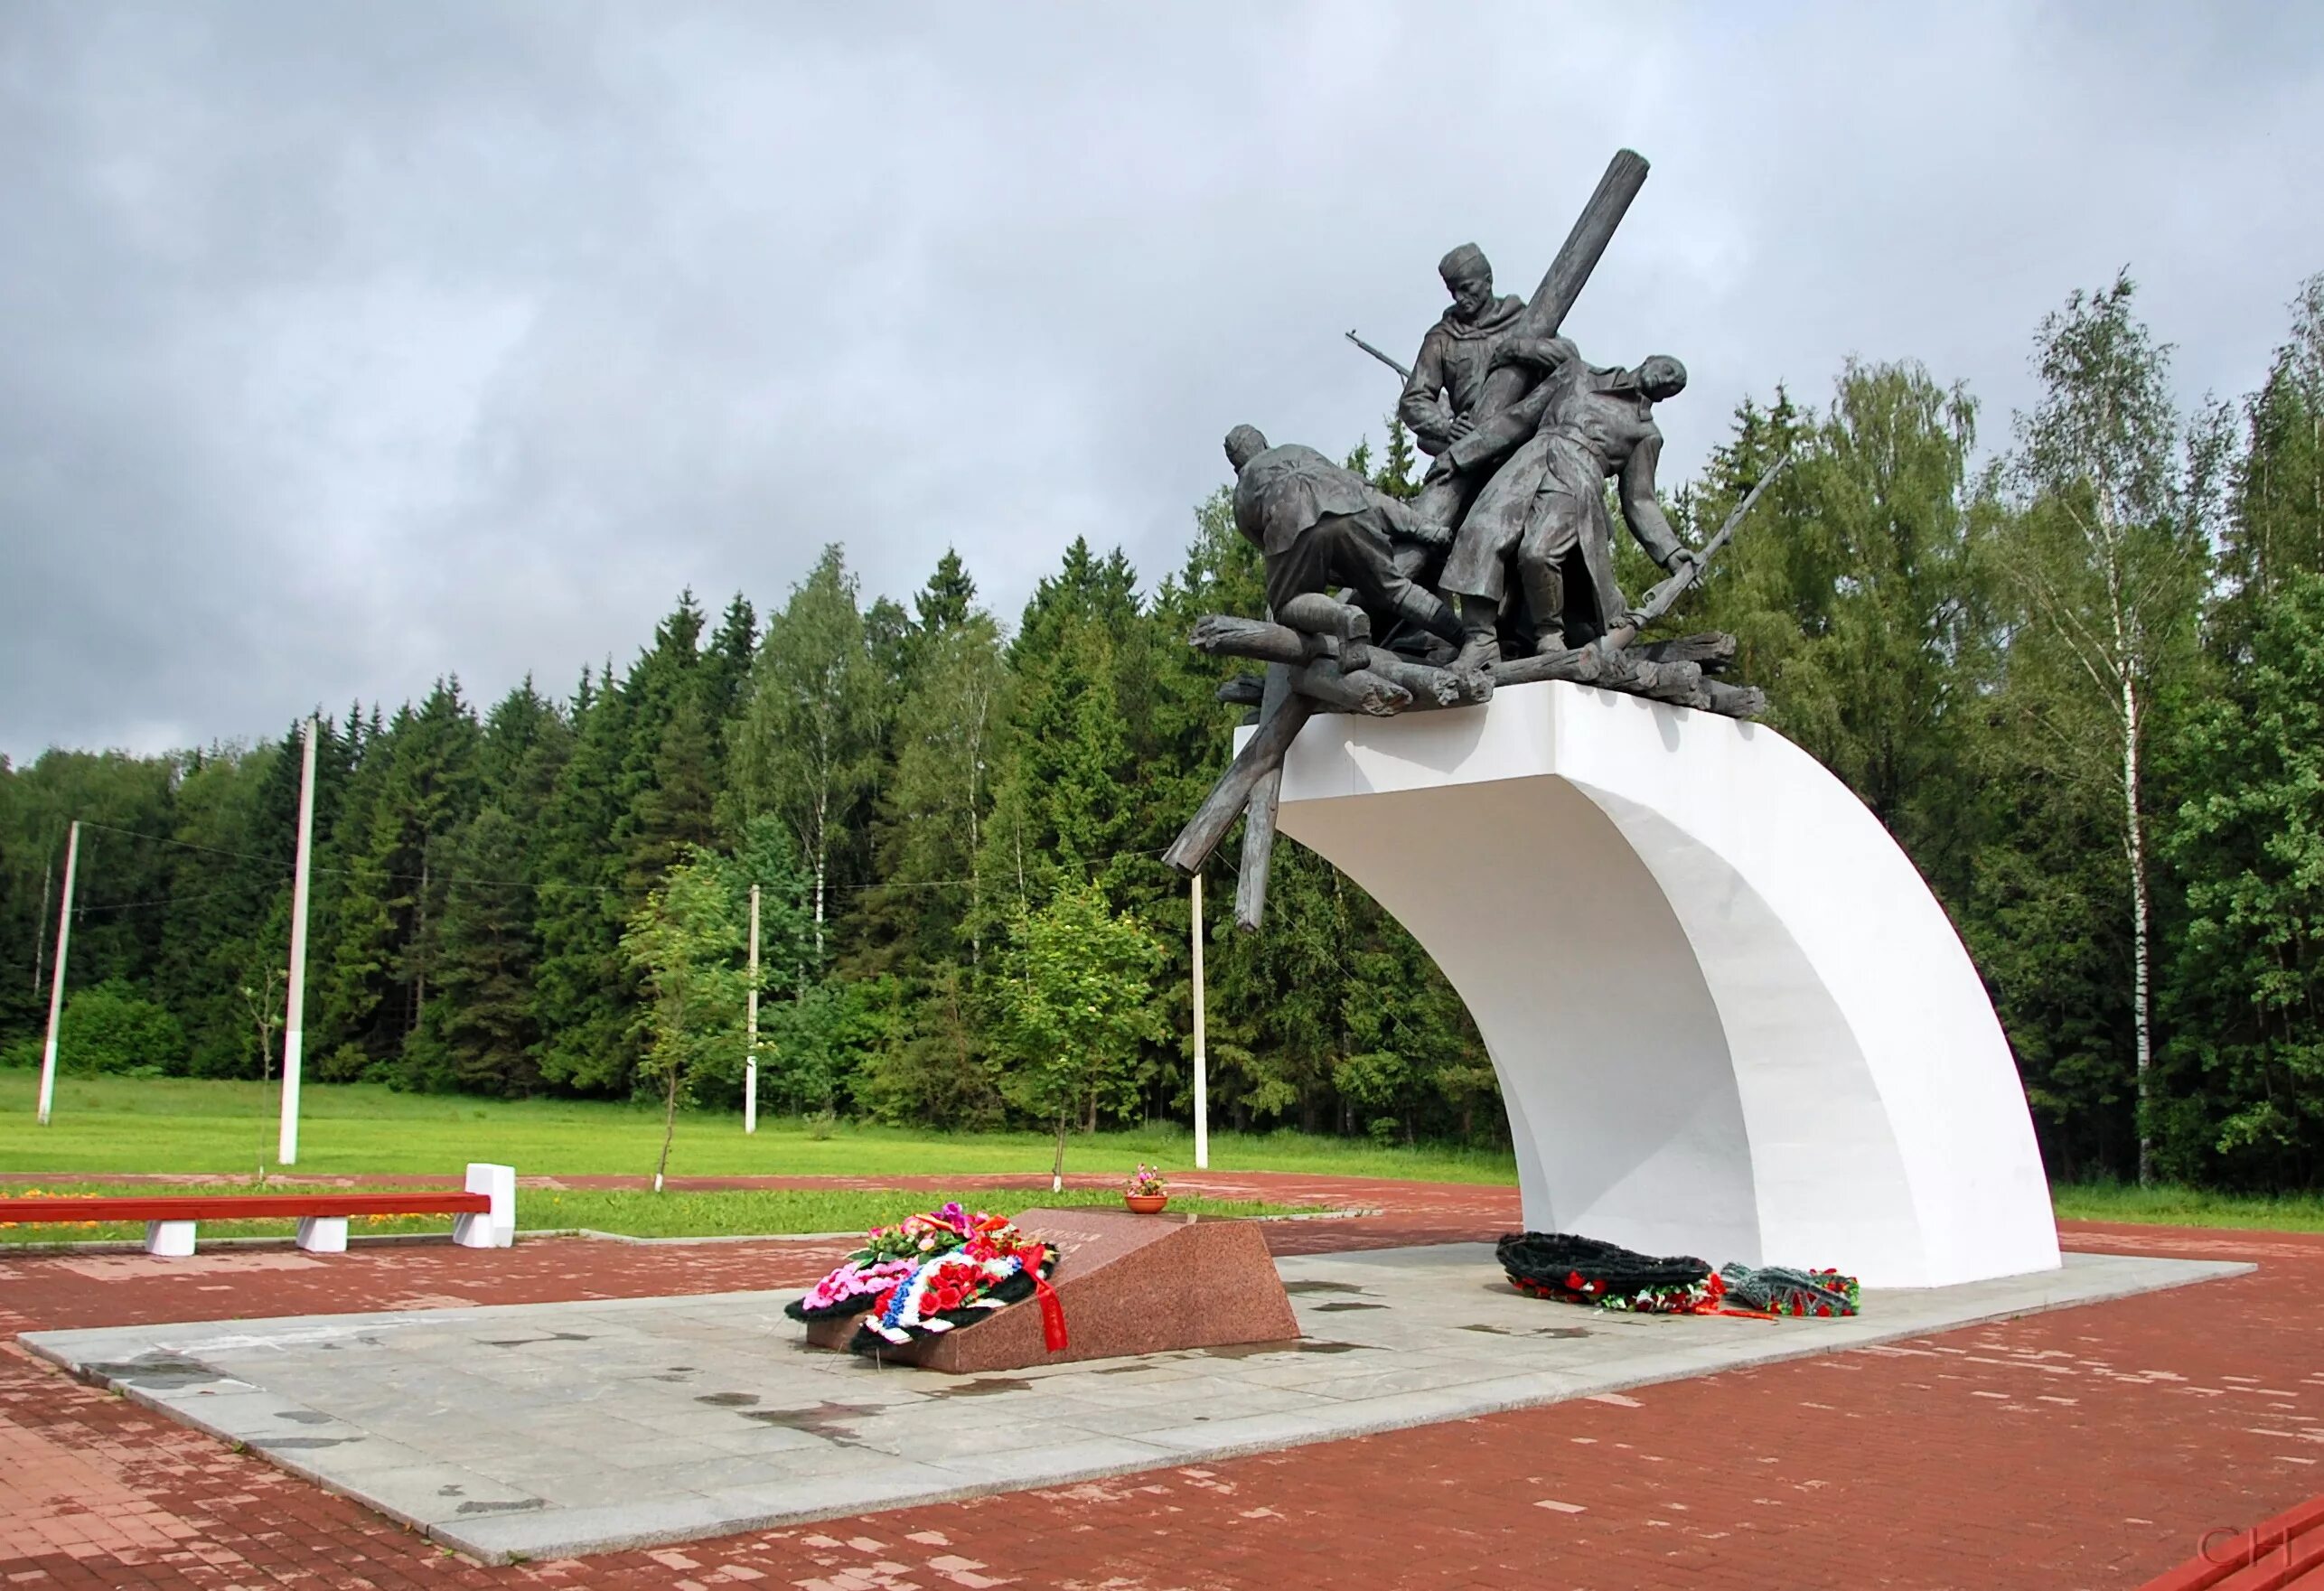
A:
[[1168, 151, 1776, 927], [1225, 239, 1696, 684]]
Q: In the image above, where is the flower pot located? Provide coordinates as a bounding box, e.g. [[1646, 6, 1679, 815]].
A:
[[1122, 1193, 1168, 1214]]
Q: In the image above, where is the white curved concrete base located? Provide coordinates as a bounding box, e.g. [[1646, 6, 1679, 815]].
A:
[[1269, 679, 2060, 1287]]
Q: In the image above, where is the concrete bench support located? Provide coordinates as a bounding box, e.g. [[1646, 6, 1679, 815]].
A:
[[295, 1216, 349, 1254], [145, 1221, 197, 1259], [452, 1163, 516, 1249]]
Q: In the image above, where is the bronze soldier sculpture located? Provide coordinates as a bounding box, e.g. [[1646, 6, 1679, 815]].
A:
[[1438, 341, 1699, 664], [1165, 149, 1785, 927], [1223, 425, 1462, 651], [1397, 244, 1531, 536]]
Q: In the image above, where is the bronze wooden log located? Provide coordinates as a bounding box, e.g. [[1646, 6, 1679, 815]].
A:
[[1639, 632, 1738, 674], [1291, 660, 1410, 716], [1164, 692, 1316, 876], [1703, 680, 1767, 718], [1233, 665, 1293, 933]]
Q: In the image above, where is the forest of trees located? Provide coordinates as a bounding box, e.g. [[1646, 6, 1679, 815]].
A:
[[7, 269, 2324, 1192]]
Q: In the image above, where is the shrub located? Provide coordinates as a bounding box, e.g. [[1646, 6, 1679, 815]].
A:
[[57, 980, 189, 1074]]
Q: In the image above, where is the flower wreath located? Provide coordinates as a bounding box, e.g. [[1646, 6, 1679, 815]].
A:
[[786, 1203, 1064, 1352], [1495, 1231, 1725, 1315], [1717, 1263, 1861, 1318], [783, 1201, 989, 1324], [848, 1235, 1059, 1350]]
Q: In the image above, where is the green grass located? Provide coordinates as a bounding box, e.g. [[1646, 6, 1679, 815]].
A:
[[0, 1181, 1320, 1245], [0, 1072, 1519, 1185], [24, 1075, 2324, 1237], [2051, 1179, 2324, 1233]]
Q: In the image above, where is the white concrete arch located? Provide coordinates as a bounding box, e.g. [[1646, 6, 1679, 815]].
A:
[[1267, 679, 2060, 1287]]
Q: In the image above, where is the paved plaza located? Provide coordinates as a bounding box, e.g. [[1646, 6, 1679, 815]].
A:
[[23, 1243, 2241, 1562], [4, 1175, 2322, 1587]]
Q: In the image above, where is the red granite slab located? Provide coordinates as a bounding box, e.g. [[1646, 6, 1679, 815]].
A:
[[802, 1310, 871, 1351], [868, 1207, 1301, 1373]]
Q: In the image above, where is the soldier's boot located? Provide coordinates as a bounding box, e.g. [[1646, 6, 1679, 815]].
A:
[[1391, 585, 1465, 650], [1522, 561, 1568, 656], [1452, 594, 1502, 672]]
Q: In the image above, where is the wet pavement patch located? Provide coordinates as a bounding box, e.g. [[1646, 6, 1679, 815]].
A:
[[1459, 1322, 1591, 1339], [251, 1436, 355, 1450], [923, 1377, 1032, 1399], [80, 1354, 229, 1390], [743, 1400, 883, 1442], [1193, 1337, 1372, 1360]]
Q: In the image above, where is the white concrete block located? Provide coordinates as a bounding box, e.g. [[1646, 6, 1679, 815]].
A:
[[1267, 679, 2062, 1288], [454, 1162, 516, 1249], [295, 1215, 348, 1254], [145, 1220, 196, 1258]]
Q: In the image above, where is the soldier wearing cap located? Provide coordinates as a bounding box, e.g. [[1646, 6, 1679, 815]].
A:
[[1397, 244, 1531, 459]]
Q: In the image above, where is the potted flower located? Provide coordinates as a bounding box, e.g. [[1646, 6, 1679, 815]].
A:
[[1122, 1164, 1168, 1214]]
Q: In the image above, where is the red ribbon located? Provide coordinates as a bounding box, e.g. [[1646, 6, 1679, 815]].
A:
[[1026, 1244, 1068, 1352]]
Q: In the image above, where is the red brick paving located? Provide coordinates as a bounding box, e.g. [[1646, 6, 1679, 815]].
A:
[[1, 1174, 2316, 1590]]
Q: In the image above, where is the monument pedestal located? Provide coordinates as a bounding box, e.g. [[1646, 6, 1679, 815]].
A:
[[1266, 679, 2062, 1288], [864, 1208, 1298, 1372]]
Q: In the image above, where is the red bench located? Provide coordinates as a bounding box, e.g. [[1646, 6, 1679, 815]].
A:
[[0, 1163, 516, 1256]]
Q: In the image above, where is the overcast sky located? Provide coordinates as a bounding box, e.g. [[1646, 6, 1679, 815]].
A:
[[4, 2, 2321, 762]]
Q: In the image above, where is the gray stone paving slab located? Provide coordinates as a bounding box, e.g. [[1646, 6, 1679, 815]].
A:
[[23, 1245, 2246, 1563]]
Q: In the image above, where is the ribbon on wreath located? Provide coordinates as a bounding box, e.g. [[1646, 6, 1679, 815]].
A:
[[1024, 1243, 1068, 1352]]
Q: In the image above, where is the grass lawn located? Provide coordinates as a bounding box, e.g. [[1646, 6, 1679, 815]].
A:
[[15, 1073, 2324, 1238], [0, 1181, 1319, 1245], [2051, 1179, 2324, 1233], [0, 1072, 1520, 1185]]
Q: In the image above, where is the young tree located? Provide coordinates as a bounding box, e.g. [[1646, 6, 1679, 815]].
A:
[[622, 851, 746, 1191], [996, 884, 1166, 1190], [1988, 273, 2223, 1184]]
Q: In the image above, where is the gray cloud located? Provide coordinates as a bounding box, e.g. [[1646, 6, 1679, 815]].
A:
[[4, 1, 2321, 759]]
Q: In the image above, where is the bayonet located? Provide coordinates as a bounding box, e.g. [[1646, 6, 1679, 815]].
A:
[[1345, 329, 1413, 383]]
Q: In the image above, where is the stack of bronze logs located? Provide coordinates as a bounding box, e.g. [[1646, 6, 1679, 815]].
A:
[[1165, 593, 1767, 931], [1190, 603, 1767, 721]]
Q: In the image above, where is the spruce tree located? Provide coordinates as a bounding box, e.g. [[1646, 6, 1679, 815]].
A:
[[532, 663, 638, 1093], [404, 806, 540, 1095]]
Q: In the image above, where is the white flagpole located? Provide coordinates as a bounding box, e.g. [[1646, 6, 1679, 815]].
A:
[[745, 883, 760, 1135], [1192, 869, 1208, 1170], [35, 821, 80, 1126], [278, 717, 318, 1165]]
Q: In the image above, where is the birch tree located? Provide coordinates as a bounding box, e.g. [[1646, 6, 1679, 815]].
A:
[[884, 613, 1009, 966], [728, 546, 880, 964], [1991, 273, 2220, 1184]]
